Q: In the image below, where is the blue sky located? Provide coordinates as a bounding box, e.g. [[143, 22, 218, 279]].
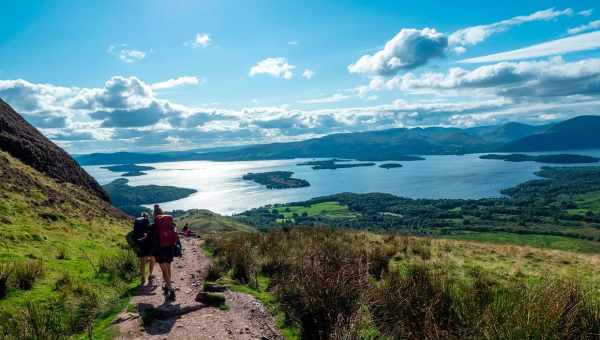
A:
[[1, 0, 600, 153]]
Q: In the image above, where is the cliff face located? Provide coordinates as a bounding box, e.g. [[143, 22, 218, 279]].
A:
[[0, 98, 109, 201]]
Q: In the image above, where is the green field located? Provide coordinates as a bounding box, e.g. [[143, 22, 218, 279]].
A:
[[275, 201, 359, 220], [445, 231, 600, 253], [567, 191, 600, 217]]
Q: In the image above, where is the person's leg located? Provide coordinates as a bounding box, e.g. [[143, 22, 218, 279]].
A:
[[148, 256, 155, 277], [139, 257, 146, 284], [159, 262, 170, 288]]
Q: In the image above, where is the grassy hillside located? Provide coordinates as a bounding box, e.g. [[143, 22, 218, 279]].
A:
[[205, 229, 600, 339], [0, 150, 136, 339], [173, 209, 254, 234]]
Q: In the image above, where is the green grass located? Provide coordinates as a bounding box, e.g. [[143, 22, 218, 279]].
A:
[[226, 275, 300, 340], [275, 201, 359, 220], [444, 231, 600, 253], [0, 150, 135, 338]]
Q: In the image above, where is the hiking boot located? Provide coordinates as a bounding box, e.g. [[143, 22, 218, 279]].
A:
[[167, 288, 176, 301]]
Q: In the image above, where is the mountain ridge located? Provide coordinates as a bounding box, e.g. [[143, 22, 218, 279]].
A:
[[74, 115, 600, 165]]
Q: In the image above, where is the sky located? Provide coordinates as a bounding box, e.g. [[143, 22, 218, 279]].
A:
[[1, 0, 600, 154]]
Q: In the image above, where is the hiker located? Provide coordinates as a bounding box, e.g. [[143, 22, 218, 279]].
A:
[[131, 212, 155, 285], [182, 223, 192, 238], [152, 205, 179, 301]]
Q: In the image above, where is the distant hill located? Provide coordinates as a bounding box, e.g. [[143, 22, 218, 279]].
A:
[[74, 115, 600, 165], [466, 122, 549, 143], [102, 178, 197, 216], [0, 99, 109, 201], [172, 209, 254, 234], [502, 116, 600, 152]]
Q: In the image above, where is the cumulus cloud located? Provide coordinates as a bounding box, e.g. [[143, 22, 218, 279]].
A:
[[108, 45, 146, 63], [188, 33, 211, 48], [249, 57, 295, 79], [302, 69, 315, 79], [89, 102, 171, 128], [151, 76, 201, 90], [449, 8, 573, 47], [461, 31, 600, 63], [579, 9, 594, 17], [3, 67, 600, 154], [380, 57, 600, 99], [348, 28, 447, 76], [567, 20, 600, 35]]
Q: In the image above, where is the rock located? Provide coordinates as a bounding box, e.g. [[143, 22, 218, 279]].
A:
[[195, 292, 226, 307], [203, 282, 229, 292]]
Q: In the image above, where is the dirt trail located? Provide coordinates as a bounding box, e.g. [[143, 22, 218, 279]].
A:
[[115, 238, 283, 340]]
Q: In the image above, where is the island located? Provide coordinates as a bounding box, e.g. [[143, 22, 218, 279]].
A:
[[379, 163, 403, 169], [101, 164, 156, 177], [480, 154, 600, 164], [297, 159, 376, 170], [102, 178, 197, 216], [242, 171, 310, 189]]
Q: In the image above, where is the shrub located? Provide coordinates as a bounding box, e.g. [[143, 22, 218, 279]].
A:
[[0, 263, 13, 298], [205, 262, 224, 281], [14, 259, 44, 290], [370, 264, 455, 339], [0, 300, 67, 340], [98, 249, 138, 281]]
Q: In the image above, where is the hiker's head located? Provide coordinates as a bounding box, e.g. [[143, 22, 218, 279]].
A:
[[141, 212, 149, 220], [153, 205, 163, 217]]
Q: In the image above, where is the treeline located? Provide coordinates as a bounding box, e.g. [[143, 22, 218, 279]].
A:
[[238, 166, 600, 240]]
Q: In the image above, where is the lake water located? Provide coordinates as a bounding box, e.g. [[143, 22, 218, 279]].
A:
[[84, 149, 600, 215]]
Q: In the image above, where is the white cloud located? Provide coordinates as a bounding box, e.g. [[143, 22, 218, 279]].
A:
[[249, 57, 295, 79], [449, 8, 573, 47], [107, 45, 146, 63], [579, 9, 594, 17], [453, 46, 467, 55], [288, 41, 298, 46], [298, 93, 350, 104], [348, 28, 447, 76], [380, 57, 600, 100], [302, 69, 315, 79], [461, 31, 600, 63], [188, 33, 211, 48], [151, 76, 201, 90], [567, 20, 600, 35]]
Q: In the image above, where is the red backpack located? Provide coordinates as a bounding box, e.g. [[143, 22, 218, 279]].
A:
[[155, 214, 177, 247]]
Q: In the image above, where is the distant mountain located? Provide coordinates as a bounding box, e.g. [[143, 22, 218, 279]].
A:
[[176, 127, 491, 162], [0, 99, 109, 201], [467, 122, 550, 143], [502, 116, 600, 152], [73, 115, 600, 165]]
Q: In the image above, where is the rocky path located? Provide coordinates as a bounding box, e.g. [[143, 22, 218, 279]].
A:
[[114, 238, 283, 340]]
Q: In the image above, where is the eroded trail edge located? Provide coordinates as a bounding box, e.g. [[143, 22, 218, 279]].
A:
[[115, 238, 283, 340]]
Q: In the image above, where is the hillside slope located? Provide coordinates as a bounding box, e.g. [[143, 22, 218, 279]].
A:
[[173, 209, 254, 234], [0, 98, 109, 201], [502, 116, 600, 152]]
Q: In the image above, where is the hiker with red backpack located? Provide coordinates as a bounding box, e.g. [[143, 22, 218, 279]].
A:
[[152, 205, 180, 301]]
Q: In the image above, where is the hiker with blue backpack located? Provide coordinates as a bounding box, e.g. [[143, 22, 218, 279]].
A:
[[128, 212, 156, 285]]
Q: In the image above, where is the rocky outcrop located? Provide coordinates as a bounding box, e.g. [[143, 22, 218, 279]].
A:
[[0, 98, 109, 201]]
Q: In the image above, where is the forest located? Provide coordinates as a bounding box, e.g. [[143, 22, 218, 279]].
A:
[[238, 166, 600, 241]]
